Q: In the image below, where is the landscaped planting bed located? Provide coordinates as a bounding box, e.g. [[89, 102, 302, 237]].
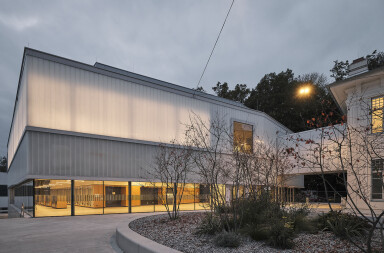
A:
[[130, 212, 378, 253]]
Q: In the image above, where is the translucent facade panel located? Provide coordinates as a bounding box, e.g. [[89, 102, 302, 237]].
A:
[[27, 56, 210, 146], [74, 180, 103, 215], [104, 181, 128, 214], [372, 97, 384, 134], [234, 121, 253, 153], [131, 182, 155, 213], [8, 61, 27, 166], [35, 179, 71, 217]]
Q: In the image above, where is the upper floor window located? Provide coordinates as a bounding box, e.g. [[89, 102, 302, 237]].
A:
[[233, 121, 253, 153], [372, 159, 384, 200], [372, 96, 383, 133]]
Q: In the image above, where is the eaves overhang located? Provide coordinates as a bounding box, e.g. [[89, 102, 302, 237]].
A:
[[328, 66, 384, 114]]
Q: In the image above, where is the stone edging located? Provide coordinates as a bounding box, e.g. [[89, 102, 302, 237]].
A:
[[116, 213, 182, 253]]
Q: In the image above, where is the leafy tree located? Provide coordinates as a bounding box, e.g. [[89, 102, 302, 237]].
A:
[[212, 71, 340, 132], [330, 60, 349, 81], [193, 86, 206, 92], [212, 82, 250, 103], [0, 156, 7, 172], [366, 50, 384, 70]]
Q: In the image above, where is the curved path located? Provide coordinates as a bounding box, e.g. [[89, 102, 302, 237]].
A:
[[0, 213, 155, 253]]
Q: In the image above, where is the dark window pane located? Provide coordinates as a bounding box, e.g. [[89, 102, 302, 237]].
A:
[[0, 185, 7, 196]]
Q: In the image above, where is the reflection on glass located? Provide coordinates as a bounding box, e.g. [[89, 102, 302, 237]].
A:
[[178, 183, 195, 211], [35, 179, 71, 217], [372, 97, 384, 133], [74, 180, 103, 215], [234, 121, 253, 153], [12, 180, 33, 216], [104, 181, 129, 214], [372, 159, 384, 200], [154, 183, 196, 212], [195, 184, 210, 210], [131, 182, 155, 213]]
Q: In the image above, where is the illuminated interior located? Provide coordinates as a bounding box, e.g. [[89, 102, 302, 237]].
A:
[[233, 121, 253, 153], [372, 96, 383, 133], [32, 179, 225, 216], [35, 180, 71, 217]]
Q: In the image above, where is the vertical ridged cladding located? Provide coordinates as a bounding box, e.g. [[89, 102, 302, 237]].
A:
[[26, 55, 288, 151], [7, 133, 28, 186], [28, 131, 160, 180], [8, 58, 28, 166]]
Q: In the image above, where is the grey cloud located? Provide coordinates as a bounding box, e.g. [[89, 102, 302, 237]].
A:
[[0, 0, 383, 155]]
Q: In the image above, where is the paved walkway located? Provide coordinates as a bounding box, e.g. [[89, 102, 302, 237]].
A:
[[0, 213, 156, 253]]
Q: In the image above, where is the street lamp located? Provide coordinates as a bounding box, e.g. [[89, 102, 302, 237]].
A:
[[298, 86, 311, 96]]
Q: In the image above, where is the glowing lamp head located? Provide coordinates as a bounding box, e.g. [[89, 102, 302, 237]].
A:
[[298, 86, 311, 96]]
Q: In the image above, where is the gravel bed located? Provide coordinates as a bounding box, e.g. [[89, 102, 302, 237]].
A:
[[129, 212, 380, 253]]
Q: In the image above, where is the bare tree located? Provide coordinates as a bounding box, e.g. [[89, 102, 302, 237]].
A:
[[150, 140, 193, 220], [285, 94, 384, 252], [185, 111, 294, 232]]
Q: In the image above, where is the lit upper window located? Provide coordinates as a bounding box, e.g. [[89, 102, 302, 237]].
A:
[[233, 121, 253, 153], [372, 96, 384, 133]]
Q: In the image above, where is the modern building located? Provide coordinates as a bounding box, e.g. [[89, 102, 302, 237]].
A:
[[8, 48, 384, 218], [7, 48, 293, 217]]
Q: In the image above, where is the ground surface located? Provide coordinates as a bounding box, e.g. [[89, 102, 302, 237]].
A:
[[130, 212, 371, 253], [0, 213, 152, 253]]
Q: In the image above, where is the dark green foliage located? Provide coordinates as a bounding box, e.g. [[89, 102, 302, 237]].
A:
[[330, 60, 349, 81], [267, 220, 295, 249], [316, 211, 370, 239], [0, 156, 7, 172], [212, 82, 250, 103], [193, 86, 206, 92], [366, 50, 384, 70], [195, 212, 222, 235], [247, 225, 271, 241], [213, 71, 340, 132], [286, 205, 317, 233], [213, 231, 241, 248]]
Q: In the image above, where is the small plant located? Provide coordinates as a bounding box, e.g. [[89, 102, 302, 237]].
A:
[[195, 213, 222, 235], [213, 231, 241, 248], [316, 211, 370, 239]]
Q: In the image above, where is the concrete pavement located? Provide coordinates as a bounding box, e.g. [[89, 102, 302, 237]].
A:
[[0, 213, 154, 253]]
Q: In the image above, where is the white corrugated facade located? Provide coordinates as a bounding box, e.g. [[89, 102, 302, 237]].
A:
[[7, 48, 291, 187]]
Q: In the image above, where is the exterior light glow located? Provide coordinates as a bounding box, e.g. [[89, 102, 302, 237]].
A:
[[298, 86, 311, 96]]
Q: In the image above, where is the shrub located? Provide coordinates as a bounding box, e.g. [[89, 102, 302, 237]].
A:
[[287, 205, 317, 233], [267, 220, 295, 249], [195, 213, 222, 235], [316, 211, 370, 239], [213, 231, 241, 248], [247, 225, 271, 241]]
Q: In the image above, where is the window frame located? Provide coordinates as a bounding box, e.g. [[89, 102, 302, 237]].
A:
[[232, 120, 254, 153], [371, 96, 384, 134], [371, 159, 384, 201]]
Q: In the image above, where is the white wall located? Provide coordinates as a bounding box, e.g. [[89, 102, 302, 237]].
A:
[[26, 55, 289, 148], [8, 60, 28, 166]]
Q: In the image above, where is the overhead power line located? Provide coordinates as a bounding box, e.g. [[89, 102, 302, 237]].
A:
[[196, 0, 235, 89]]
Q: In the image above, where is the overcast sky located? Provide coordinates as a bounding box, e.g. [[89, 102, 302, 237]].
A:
[[0, 0, 384, 156]]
